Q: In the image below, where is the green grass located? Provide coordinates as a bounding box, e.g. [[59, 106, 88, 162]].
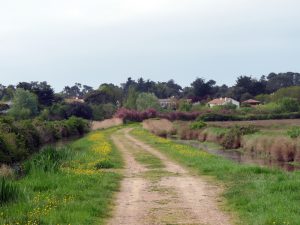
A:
[[0, 127, 123, 225], [131, 126, 300, 225]]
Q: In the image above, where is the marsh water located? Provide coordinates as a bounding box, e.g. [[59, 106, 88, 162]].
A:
[[173, 139, 300, 172]]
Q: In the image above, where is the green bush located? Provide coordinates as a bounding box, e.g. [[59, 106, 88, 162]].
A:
[[0, 178, 20, 204], [179, 101, 192, 112], [221, 125, 259, 149], [278, 97, 299, 113], [0, 117, 89, 164], [197, 113, 235, 121], [287, 127, 300, 138], [190, 121, 207, 130], [91, 103, 117, 121]]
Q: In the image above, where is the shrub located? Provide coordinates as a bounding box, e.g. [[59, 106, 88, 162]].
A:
[[136, 93, 161, 111], [221, 125, 259, 149], [178, 101, 192, 112], [197, 113, 235, 121], [65, 102, 93, 120], [114, 108, 157, 122], [9, 89, 39, 120], [0, 178, 20, 204], [190, 121, 207, 130], [91, 103, 117, 121], [0, 117, 89, 164], [278, 97, 300, 113], [287, 127, 300, 138]]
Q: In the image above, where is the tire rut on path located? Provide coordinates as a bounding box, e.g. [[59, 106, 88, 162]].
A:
[[108, 128, 233, 225]]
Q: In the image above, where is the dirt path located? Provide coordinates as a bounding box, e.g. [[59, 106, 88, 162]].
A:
[[108, 128, 233, 225]]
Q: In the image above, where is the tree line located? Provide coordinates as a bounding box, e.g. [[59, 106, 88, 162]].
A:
[[1, 72, 300, 120]]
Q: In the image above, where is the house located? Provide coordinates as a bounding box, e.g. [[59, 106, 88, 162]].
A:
[[64, 97, 84, 104], [158, 97, 177, 109], [242, 99, 261, 106], [208, 97, 240, 108]]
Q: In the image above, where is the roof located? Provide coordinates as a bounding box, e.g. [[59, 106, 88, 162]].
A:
[[208, 97, 236, 105], [242, 99, 260, 103]]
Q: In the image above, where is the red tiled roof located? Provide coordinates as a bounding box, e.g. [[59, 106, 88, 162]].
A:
[[243, 99, 260, 103], [208, 98, 227, 104]]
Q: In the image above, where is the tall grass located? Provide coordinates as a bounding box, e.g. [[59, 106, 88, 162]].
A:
[[0, 178, 20, 204], [23, 146, 71, 174]]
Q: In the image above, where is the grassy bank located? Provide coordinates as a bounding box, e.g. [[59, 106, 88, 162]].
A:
[[0, 127, 123, 225], [131, 126, 300, 225]]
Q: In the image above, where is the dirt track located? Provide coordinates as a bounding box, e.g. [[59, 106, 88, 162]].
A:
[[108, 128, 233, 225]]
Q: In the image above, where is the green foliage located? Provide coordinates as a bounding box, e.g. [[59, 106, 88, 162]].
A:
[[136, 93, 161, 111], [255, 94, 271, 103], [91, 103, 117, 121], [178, 100, 192, 112], [0, 178, 20, 205], [221, 125, 259, 149], [9, 89, 39, 120], [190, 121, 207, 130], [23, 146, 71, 174], [278, 97, 299, 112], [124, 86, 138, 109], [65, 102, 93, 119], [272, 86, 300, 102], [17, 81, 54, 106], [287, 127, 300, 138], [0, 117, 89, 164]]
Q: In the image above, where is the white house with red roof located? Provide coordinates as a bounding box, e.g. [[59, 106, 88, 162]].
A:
[[208, 97, 240, 108]]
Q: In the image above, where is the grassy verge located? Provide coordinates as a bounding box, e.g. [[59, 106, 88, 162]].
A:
[[0, 127, 123, 225], [131, 126, 300, 225]]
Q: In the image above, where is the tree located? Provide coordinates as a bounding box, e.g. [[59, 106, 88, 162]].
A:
[[272, 86, 300, 102], [99, 83, 122, 104], [121, 77, 137, 95], [191, 78, 216, 99], [266, 72, 300, 93], [278, 97, 299, 113], [91, 103, 117, 121], [124, 86, 138, 109], [84, 90, 116, 105], [229, 76, 266, 100], [17, 81, 54, 106], [136, 93, 160, 111], [9, 89, 39, 119], [62, 83, 93, 98], [65, 102, 93, 119]]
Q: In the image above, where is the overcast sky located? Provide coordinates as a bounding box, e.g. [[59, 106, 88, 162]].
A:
[[1, 0, 300, 91]]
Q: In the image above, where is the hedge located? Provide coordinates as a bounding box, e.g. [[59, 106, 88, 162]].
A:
[[0, 116, 90, 164]]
